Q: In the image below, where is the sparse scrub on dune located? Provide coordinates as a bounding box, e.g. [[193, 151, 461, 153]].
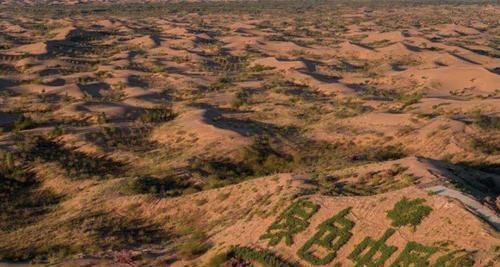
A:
[[209, 246, 296, 267], [85, 126, 157, 152], [472, 114, 500, 130], [18, 135, 123, 178], [322, 165, 417, 196], [470, 136, 500, 155], [231, 88, 252, 109], [177, 227, 211, 260], [124, 175, 192, 196], [188, 137, 292, 189], [139, 108, 177, 123], [208, 76, 233, 91], [334, 98, 370, 118], [366, 144, 407, 162], [397, 92, 423, 108], [0, 152, 61, 240], [13, 114, 36, 132]]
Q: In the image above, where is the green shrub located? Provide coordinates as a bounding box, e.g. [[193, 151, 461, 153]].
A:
[[386, 197, 432, 228], [473, 114, 500, 130], [367, 144, 406, 161], [125, 175, 192, 196], [139, 108, 176, 123], [19, 136, 123, 178], [13, 115, 35, 131], [207, 251, 229, 267], [177, 229, 211, 259]]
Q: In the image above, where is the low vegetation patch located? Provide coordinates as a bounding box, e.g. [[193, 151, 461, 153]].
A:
[[386, 197, 432, 228], [209, 246, 296, 267], [19, 135, 123, 178], [124, 175, 192, 197]]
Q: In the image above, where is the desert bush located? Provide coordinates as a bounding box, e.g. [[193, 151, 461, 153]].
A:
[[241, 137, 292, 176], [139, 108, 176, 123], [85, 126, 157, 152], [397, 92, 423, 107], [334, 98, 369, 118], [13, 114, 35, 131], [19, 135, 123, 178], [67, 212, 169, 251], [228, 246, 296, 267], [473, 114, 500, 130], [124, 175, 192, 196], [470, 137, 500, 155], [366, 144, 406, 161], [177, 228, 211, 259]]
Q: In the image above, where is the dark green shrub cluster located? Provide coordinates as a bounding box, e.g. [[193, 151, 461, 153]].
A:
[[124, 175, 192, 196], [386, 197, 432, 228], [473, 114, 500, 130], [0, 244, 84, 263], [2, 212, 168, 263], [298, 207, 354, 265], [139, 108, 176, 123], [189, 158, 253, 189], [241, 137, 292, 176], [366, 144, 407, 161], [260, 199, 319, 246], [13, 114, 36, 131], [201, 53, 248, 75], [397, 92, 423, 108], [231, 88, 252, 109], [390, 241, 437, 267], [19, 136, 123, 178], [470, 137, 500, 155], [348, 228, 398, 267], [70, 212, 169, 248], [188, 137, 292, 189], [334, 98, 370, 118]]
